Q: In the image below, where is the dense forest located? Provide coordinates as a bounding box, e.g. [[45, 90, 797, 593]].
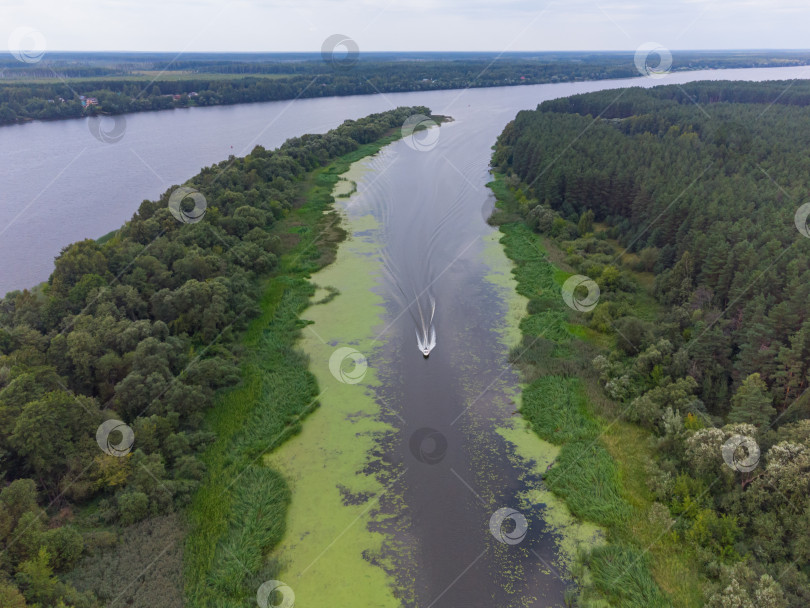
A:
[[491, 80, 810, 606], [2, 50, 810, 125], [0, 106, 427, 607]]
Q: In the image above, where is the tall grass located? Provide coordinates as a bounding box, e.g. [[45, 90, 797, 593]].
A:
[[586, 545, 671, 608]]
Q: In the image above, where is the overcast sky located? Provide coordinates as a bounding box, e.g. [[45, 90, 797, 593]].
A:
[[3, 0, 810, 54]]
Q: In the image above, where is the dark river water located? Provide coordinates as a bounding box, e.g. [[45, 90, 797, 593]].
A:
[[357, 133, 565, 605], [3, 65, 810, 607]]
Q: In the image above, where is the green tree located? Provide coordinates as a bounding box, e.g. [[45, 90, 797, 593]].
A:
[[526, 205, 555, 233], [41, 526, 84, 572], [630, 376, 699, 428], [772, 320, 810, 408], [613, 316, 648, 355], [728, 373, 775, 427], [50, 239, 109, 296], [10, 391, 99, 485], [116, 490, 149, 525], [577, 208, 595, 235], [0, 581, 27, 608], [15, 548, 57, 606]]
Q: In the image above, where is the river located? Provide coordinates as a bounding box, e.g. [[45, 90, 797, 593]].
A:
[[4, 65, 810, 606]]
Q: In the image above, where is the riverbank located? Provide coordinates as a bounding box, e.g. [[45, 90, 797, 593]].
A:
[[4, 55, 810, 130], [487, 174, 704, 607], [263, 156, 405, 606], [479, 228, 605, 584], [183, 125, 441, 606]]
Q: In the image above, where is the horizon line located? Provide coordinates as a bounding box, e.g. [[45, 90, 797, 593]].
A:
[[9, 48, 810, 55]]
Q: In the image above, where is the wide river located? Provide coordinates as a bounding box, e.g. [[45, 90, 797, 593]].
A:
[[1, 66, 808, 296], [3, 66, 810, 606]]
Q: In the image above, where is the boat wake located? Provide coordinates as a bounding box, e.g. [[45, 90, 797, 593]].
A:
[[415, 297, 437, 358], [370, 150, 479, 361], [381, 252, 437, 359]]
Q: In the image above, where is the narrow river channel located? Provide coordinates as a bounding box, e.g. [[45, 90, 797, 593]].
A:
[[266, 128, 587, 606]]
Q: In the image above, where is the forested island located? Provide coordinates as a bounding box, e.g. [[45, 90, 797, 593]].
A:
[[0, 106, 435, 607], [2, 50, 810, 125], [489, 80, 810, 607]]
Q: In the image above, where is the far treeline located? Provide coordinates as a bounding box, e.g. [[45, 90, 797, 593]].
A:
[[492, 80, 810, 607], [1, 50, 810, 124], [0, 106, 427, 608]]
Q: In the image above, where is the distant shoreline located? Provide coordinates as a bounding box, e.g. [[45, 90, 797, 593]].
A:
[[3, 53, 809, 129]]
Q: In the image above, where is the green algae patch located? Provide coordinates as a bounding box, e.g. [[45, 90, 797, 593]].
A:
[[333, 176, 358, 198], [479, 226, 605, 577], [499, 410, 605, 572], [481, 230, 528, 350], [265, 157, 404, 607]]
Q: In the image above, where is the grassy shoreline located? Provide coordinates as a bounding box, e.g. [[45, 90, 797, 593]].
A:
[[182, 127, 436, 606], [480, 226, 607, 586], [487, 173, 703, 607]]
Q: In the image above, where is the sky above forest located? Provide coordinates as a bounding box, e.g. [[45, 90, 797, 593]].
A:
[[3, 0, 809, 53]]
